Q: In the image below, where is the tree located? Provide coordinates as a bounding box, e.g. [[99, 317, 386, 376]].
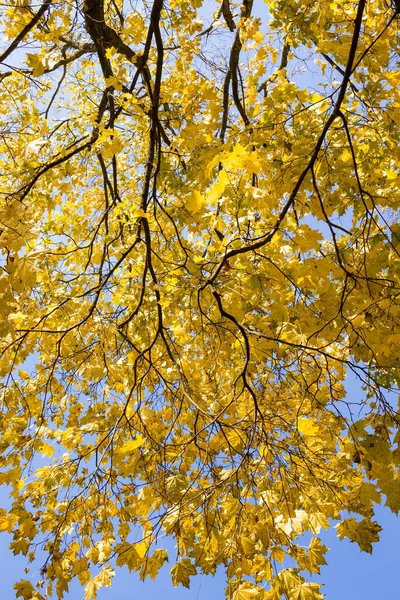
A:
[[0, 0, 399, 598]]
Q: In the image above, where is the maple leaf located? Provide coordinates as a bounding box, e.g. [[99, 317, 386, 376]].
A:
[[336, 518, 382, 553], [306, 538, 328, 574], [291, 582, 324, 600], [170, 559, 197, 588], [14, 580, 35, 600], [25, 53, 46, 77], [0, 508, 18, 532], [382, 479, 400, 514], [185, 190, 204, 213], [140, 549, 169, 580], [84, 567, 115, 600], [233, 583, 265, 600], [10, 538, 31, 556], [119, 435, 145, 454]]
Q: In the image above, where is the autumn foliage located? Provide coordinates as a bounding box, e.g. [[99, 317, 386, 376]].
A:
[[0, 0, 400, 599]]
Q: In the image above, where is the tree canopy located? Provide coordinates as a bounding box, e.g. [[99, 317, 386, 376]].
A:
[[0, 0, 399, 598]]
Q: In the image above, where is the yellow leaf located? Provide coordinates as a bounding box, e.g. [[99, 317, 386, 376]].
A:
[[0, 508, 18, 532], [185, 190, 203, 213], [382, 479, 400, 513], [84, 579, 100, 600], [271, 546, 285, 562], [10, 538, 30, 556], [307, 538, 328, 574], [276, 570, 323, 599], [26, 53, 45, 76], [72, 557, 89, 577], [105, 76, 123, 91], [298, 418, 319, 437], [233, 583, 264, 600], [115, 543, 139, 571], [307, 513, 330, 535], [139, 549, 169, 580], [14, 580, 35, 600], [170, 559, 197, 588], [84, 567, 114, 600], [241, 535, 256, 556], [119, 435, 145, 454], [336, 518, 381, 553], [291, 582, 324, 600], [340, 148, 352, 163], [135, 540, 147, 558], [40, 442, 55, 458], [384, 169, 397, 182]]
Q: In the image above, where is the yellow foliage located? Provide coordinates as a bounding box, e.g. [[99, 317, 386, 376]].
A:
[[170, 558, 197, 588], [14, 580, 35, 600], [0, 0, 399, 598]]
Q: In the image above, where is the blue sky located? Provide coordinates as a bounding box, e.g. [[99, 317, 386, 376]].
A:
[[0, 502, 398, 598]]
